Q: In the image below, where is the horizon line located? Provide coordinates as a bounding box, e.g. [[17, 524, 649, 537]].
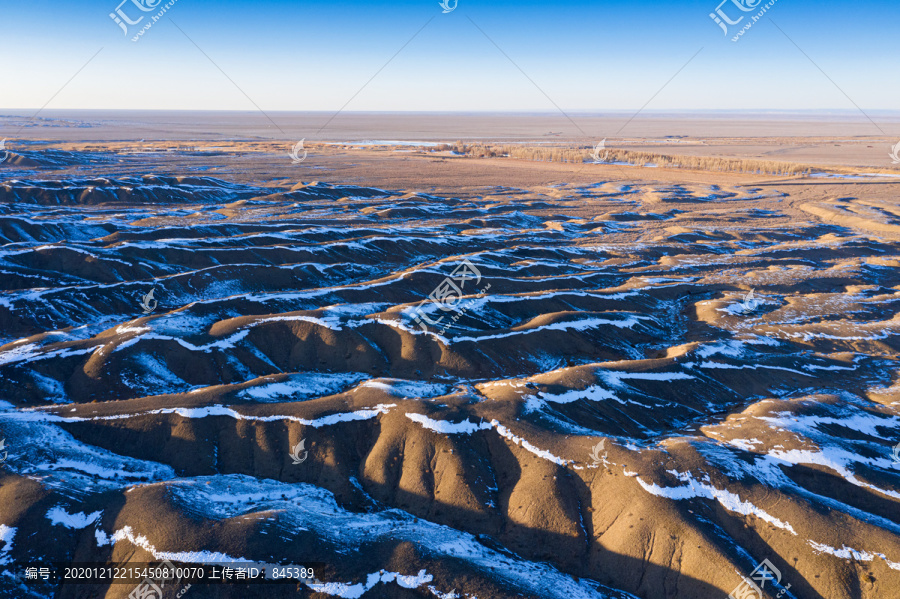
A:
[[3, 108, 900, 115]]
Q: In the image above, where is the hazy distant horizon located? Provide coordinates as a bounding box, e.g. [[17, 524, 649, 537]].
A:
[[4, 109, 900, 142], [4, 109, 900, 116]]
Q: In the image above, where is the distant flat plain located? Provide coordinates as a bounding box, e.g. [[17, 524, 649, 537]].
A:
[[3, 110, 900, 169]]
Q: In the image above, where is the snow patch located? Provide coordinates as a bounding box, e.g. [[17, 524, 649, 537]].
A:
[[0, 525, 15, 565], [627, 471, 797, 535], [47, 506, 102, 529], [96, 525, 243, 563], [404, 414, 570, 465], [405, 414, 491, 435], [239, 372, 367, 402], [808, 540, 900, 571]]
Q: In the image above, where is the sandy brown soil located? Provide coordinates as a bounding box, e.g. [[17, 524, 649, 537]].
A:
[[0, 136, 899, 599]]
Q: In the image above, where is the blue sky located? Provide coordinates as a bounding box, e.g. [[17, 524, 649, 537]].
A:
[[0, 0, 897, 112]]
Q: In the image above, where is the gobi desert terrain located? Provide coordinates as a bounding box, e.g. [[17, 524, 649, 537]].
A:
[[1, 113, 900, 599]]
